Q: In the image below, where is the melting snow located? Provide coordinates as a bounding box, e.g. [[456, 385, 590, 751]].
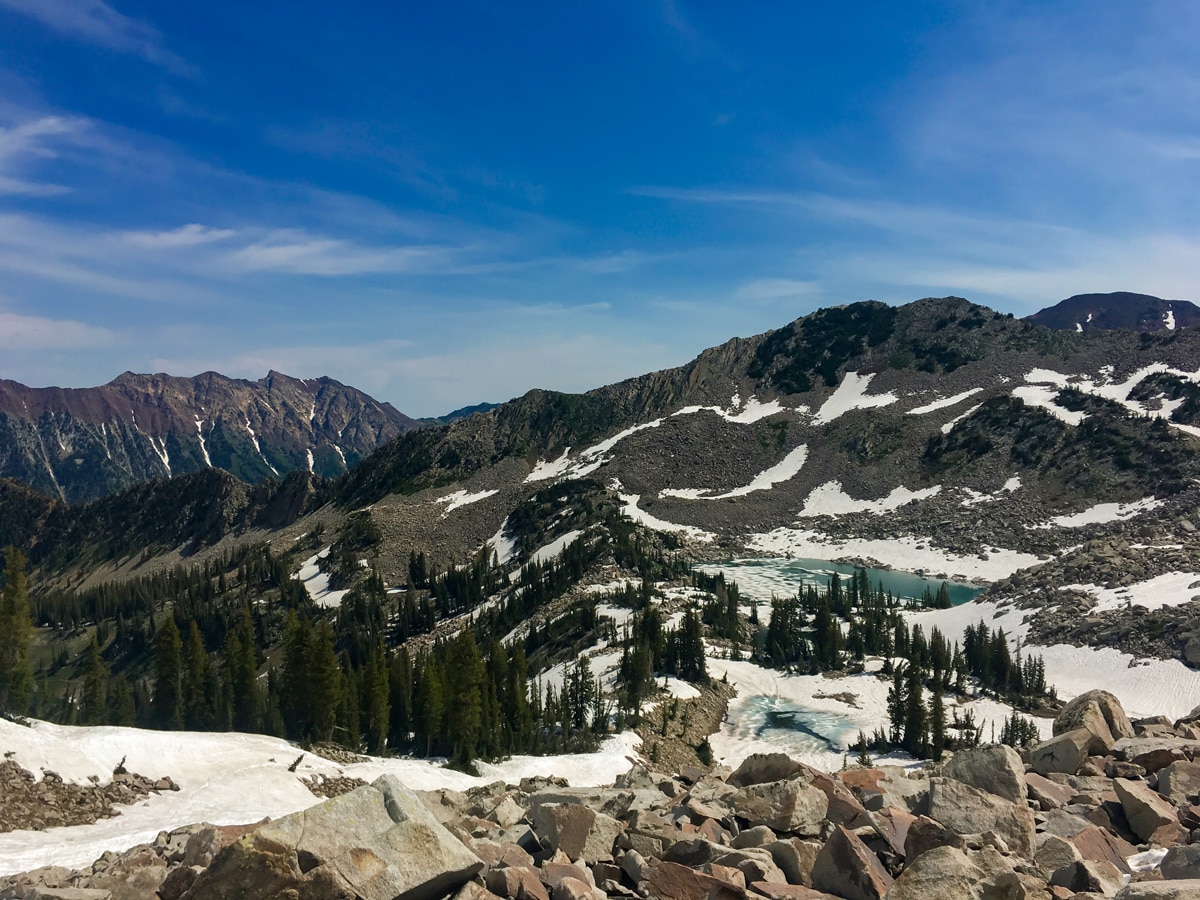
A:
[[658, 445, 809, 501], [1165, 309, 1176, 331], [812, 372, 898, 426], [530, 530, 583, 566], [149, 435, 171, 476], [1060, 571, 1200, 614], [747, 528, 1040, 582], [798, 481, 941, 517], [1011, 385, 1087, 425], [194, 418, 212, 467], [526, 448, 574, 483], [907, 388, 982, 415], [305, 449, 314, 473], [486, 519, 519, 565], [435, 488, 499, 517], [672, 396, 785, 425], [941, 404, 981, 434], [0, 719, 641, 876], [1031, 497, 1164, 529], [615, 481, 715, 542], [294, 549, 349, 609]]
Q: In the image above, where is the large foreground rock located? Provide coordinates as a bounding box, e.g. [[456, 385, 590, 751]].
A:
[[731, 778, 828, 836], [886, 846, 1017, 900], [181, 775, 483, 900], [940, 745, 1026, 804], [926, 777, 1035, 856], [1054, 689, 1135, 750]]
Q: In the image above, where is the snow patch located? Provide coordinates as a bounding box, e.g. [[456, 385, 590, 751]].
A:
[[486, 519, 518, 566], [812, 371, 898, 426], [907, 388, 982, 415], [615, 482, 715, 542], [1011, 385, 1087, 425], [294, 549, 349, 609], [525, 448, 573, 483], [194, 418, 212, 467], [1031, 497, 1164, 529], [673, 396, 786, 425], [941, 404, 981, 434], [1165, 309, 1176, 331], [659, 445, 809, 501], [1061, 571, 1200, 613], [798, 481, 941, 517], [530, 530, 583, 566], [305, 448, 314, 473], [435, 488, 499, 517]]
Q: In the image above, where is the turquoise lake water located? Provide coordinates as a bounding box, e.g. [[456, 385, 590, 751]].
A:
[[726, 694, 860, 754], [698, 556, 983, 607]]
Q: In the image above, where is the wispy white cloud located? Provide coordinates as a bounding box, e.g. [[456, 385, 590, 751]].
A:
[[0, 308, 116, 351], [0, 0, 192, 74], [122, 223, 236, 248]]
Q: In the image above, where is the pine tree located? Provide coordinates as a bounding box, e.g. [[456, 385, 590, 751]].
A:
[[152, 615, 184, 730], [928, 684, 947, 761], [181, 622, 216, 730], [79, 635, 109, 725], [902, 659, 926, 756], [362, 642, 390, 754], [0, 547, 34, 717]]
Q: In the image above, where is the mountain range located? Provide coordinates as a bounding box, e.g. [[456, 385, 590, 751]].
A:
[[0, 370, 415, 504]]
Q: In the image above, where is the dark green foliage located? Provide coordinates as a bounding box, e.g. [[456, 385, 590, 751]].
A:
[[0, 547, 35, 717], [999, 709, 1042, 748], [748, 302, 898, 394]]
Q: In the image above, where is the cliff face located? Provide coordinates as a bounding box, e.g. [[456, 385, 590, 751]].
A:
[[0, 370, 415, 503]]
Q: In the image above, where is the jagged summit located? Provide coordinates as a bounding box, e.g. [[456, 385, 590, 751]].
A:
[[0, 370, 415, 503], [1027, 291, 1200, 332]]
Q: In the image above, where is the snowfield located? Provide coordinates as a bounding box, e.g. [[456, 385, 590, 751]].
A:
[[659, 445, 809, 501], [811, 371, 898, 426], [906, 388, 982, 415], [1031, 497, 1164, 529], [1060, 571, 1200, 614], [0, 719, 641, 876], [797, 481, 941, 517], [294, 550, 349, 609], [435, 488, 499, 516]]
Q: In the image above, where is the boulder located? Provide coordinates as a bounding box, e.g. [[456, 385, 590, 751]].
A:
[[885, 845, 1011, 900], [181, 774, 484, 900], [926, 777, 1035, 857], [731, 779, 828, 836], [1034, 834, 1083, 878], [766, 839, 820, 887], [486, 866, 551, 900], [531, 804, 623, 864], [1032, 729, 1098, 776], [1112, 739, 1199, 774], [1026, 773, 1075, 810], [1115, 882, 1200, 898], [729, 755, 805, 788], [810, 826, 893, 900], [1162, 846, 1200, 880], [1068, 825, 1138, 875], [1055, 690, 1135, 749], [903, 815, 964, 863], [1159, 761, 1200, 806], [1049, 859, 1125, 896], [646, 861, 747, 900], [837, 767, 927, 814], [1114, 778, 1180, 843], [941, 745, 1026, 804]]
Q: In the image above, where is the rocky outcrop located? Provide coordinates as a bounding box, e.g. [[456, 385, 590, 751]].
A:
[[0, 759, 178, 834]]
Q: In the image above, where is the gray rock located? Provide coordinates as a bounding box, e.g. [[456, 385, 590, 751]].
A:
[[1114, 777, 1180, 842], [941, 745, 1026, 804], [1159, 761, 1200, 806], [885, 845, 1012, 900], [731, 778, 828, 836], [1116, 881, 1200, 899], [1031, 728, 1097, 776], [1163, 846, 1200, 880], [926, 777, 1035, 857], [182, 774, 484, 900], [531, 804, 623, 864], [1054, 690, 1136, 749]]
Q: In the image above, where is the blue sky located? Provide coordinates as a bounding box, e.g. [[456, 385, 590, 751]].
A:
[[0, 1, 1198, 415]]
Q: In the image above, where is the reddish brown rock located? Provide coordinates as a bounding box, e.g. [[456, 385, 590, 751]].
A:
[[648, 861, 748, 900], [810, 825, 893, 900]]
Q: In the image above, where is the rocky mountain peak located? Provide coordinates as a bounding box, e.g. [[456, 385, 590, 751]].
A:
[[1027, 292, 1200, 332]]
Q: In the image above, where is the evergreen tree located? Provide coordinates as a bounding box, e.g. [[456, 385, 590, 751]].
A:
[[362, 642, 391, 754], [152, 615, 184, 730], [928, 684, 947, 761], [181, 622, 216, 730], [902, 659, 926, 756], [0, 547, 34, 717], [79, 635, 109, 725]]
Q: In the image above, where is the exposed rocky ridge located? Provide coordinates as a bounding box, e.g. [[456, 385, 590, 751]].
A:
[[8, 692, 1200, 899], [1028, 293, 1200, 333], [0, 370, 414, 503]]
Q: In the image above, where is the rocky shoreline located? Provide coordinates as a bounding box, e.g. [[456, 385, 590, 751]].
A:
[[6, 690, 1200, 898]]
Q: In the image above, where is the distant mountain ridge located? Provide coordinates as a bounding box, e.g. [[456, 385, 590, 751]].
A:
[[1026, 291, 1200, 332], [0, 370, 415, 503]]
